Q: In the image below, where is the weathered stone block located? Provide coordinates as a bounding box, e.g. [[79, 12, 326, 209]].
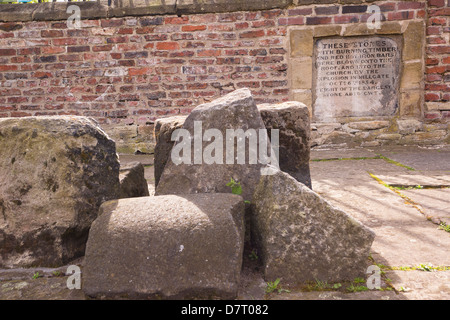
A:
[[83, 194, 245, 299], [153, 116, 188, 187], [156, 89, 269, 201], [0, 116, 120, 268], [258, 102, 312, 188]]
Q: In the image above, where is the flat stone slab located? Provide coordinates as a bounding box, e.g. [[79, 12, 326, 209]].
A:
[[374, 173, 450, 187], [374, 145, 450, 171], [402, 189, 450, 226], [83, 194, 245, 299], [310, 158, 450, 267], [311, 148, 377, 160]]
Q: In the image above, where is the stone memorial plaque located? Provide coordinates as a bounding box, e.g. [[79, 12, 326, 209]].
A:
[[313, 36, 401, 121]]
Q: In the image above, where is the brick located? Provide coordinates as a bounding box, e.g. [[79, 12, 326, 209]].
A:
[[425, 93, 441, 101], [182, 66, 207, 74], [262, 80, 287, 87], [0, 49, 16, 56], [156, 42, 180, 50], [428, 8, 450, 16], [118, 28, 134, 35], [67, 46, 90, 53], [288, 8, 313, 16], [139, 17, 164, 26], [186, 83, 208, 90], [42, 47, 66, 54], [306, 17, 333, 25], [128, 67, 151, 76], [7, 97, 28, 104], [428, 0, 445, 6], [0, 65, 18, 72], [427, 36, 446, 44], [67, 29, 89, 37], [252, 20, 275, 28], [101, 19, 124, 28], [53, 38, 78, 46], [197, 49, 221, 57], [181, 25, 207, 32], [165, 17, 189, 25], [427, 46, 450, 54], [334, 15, 359, 24], [218, 13, 243, 22], [429, 17, 447, 25], [249, 49, 267, 56], [342, 5, 367, 14], [278, 17, 304, 26], [11, 57, 30, 64], [118, 59, 135, 67], [397, 2, 425, 10], [144, 34, 168, 41], [239, 30, 265, 38], [315, 6, 339, 15], [387, 11, 414, 20], [33, 72, 52, 79], [427, 26, 441, 35], [426, 84, 448, 91], [106, 36, 128, 44], [58, 54, 82, 62], [33, 56, 57, 63], [41, 30, 64, 38], [237, 81, 260, 88], [426, 58, 440, 65], [427, 65, 448, 74], [93, 44, 113, 52], [124, 51, 148, 59], [216, 57, 241, 64]]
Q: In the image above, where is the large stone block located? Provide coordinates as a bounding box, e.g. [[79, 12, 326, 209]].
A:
[[251, 170, 375, 284], [153, 116, 188, 187], [83, 194, 245, 299], [258, 102, 312, 188], [156, 89, 269, 201], [0, 116, 120, 268]]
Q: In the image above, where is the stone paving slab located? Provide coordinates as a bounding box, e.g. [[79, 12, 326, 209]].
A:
[[401, 189, 450, 226], [374, 172, 450, 187], [373, 145, 450, 171]]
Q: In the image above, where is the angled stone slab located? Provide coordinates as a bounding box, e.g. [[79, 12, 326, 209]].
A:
[[252, 170, 375, 284], [83, 194, 245, 299], [153, 115, 188, 188]]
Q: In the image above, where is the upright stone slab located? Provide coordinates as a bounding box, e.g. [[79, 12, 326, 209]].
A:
[[252, 170, 375, 284], [83, 194, 245, 299], [0, 116, 120, 268], [313, 36, 401, 121], [119, 161, 150, 199], [156, 88, 269, 201], [154, 115, 188, 188], [258, 102, 312, 189]]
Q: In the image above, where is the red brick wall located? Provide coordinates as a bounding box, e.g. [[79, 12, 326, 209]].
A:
[[0, 1, 446, 127], [425, 0, 450, 120]]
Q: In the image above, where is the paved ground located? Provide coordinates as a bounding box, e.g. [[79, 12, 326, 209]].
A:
[[1, 145, 449, 300]]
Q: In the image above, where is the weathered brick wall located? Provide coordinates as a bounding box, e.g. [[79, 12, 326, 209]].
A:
[[425, 0, 450, 121], [0, 0, 448, 151]]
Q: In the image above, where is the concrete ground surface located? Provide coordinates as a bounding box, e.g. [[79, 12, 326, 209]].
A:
[[0, 145, 448, 300]]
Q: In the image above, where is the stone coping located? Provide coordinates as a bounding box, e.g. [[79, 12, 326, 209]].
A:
[[0, 0, 292, 22]]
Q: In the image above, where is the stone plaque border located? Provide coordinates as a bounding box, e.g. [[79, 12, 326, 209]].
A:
[[288, 21, 425, 122]]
